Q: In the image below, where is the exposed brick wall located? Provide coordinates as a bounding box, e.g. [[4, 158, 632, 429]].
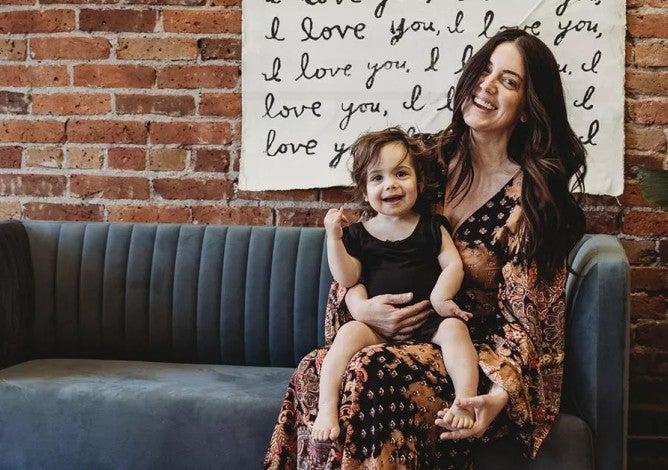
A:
[[0, 0, 666, 465]]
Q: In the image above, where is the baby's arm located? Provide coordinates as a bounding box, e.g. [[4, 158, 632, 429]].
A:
[[430, 226, 471, 320], [325, 208, 362, 288]]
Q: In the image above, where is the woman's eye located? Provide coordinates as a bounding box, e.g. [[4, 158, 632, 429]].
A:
[[396, 171, 408, 177], [503, 77, 518, 88], [369, 175, 382, 182]]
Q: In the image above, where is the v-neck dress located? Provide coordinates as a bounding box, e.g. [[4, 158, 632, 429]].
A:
[[265, 156, 568, 469]]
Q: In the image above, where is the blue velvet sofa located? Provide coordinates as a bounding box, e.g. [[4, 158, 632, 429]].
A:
[[0, 221, 629, 470]]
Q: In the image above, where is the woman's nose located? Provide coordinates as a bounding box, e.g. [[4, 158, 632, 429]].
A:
[[479, 75, 495, 93]]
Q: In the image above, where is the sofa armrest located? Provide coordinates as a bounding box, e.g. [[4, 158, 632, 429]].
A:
[[564, 234, 630, 470], [0, 221, 34, 370]]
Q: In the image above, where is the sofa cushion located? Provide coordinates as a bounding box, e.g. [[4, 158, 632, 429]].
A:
[[474, 413, 595, 470], [0, 359, 293, 470]]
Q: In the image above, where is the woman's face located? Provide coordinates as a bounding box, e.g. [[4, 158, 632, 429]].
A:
[[462, 42, 526, 138]]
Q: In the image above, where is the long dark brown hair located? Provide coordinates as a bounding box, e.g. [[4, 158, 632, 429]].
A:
[[349, 127, 442, 217], [439, 28, 587, 283]]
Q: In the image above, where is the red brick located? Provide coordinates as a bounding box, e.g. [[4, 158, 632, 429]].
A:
[[0, 66, 68, 87], [108, 147, 145, 170], [631, 351, 668, 378], [624, 211, 668, 236], [626, 69, 668, 96], [626, 41, 633, 67], [627, 99, 668, 125], [25, 147, 63, 168], [70, 175, 149, 199], [625, 152, 665, 174], [192, 148, 230, 172], [117, 37, 197, 60], [584, 209, 621, 235], [627, 14, 668, 39], [0, 202, 21, 220], [0, 174, 66, 196], [0, 0, 33, 5], [80, 9, 157, 32], [67, 120, 147, 144], [276, 208, 328, 227], [631, 267, 668, 292], [67, 147, 104, 169], [0, 121, 65, 143], [23, 203, 104, 222], [0, 146, 21, 168], [127, 0, 204, 4], [154, 178, 233, 200], [0, 91, 28, 114], [627, 0, 668, 7], [150, 121, 232, 145], [635, 42, 668, 68], [200, 93, 240, 116], [157, 65, 238, 89], [0, 39, 26, 60], [210, 0, 240, 5], [192, 206, 273, 225], [321, 187, 354, 204], [661, 240, 668, 265], [116, 94, 195, 116], [622, 239, 658, 265], [149, 148, 186, 171], [30, 37, 110, 60], [163, 9, 241, 33], [625, 124, 666, 152], [635, 322, 668, 349], [237, 189, 318, 202], [629, 377, 668, 408], [32, 93, 111, 115], [74, 64, 155, 88], [108, 205, 190, 223], [619, 180, 656, 208], [198, 38, 240, 60], [40, 0, 118, 3], [0, 10, 74, 33], [631, 294, 667, 321]]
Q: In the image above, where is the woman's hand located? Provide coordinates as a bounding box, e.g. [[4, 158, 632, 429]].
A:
[[345, 285, 432, 340], [435, 385, 509, 440]]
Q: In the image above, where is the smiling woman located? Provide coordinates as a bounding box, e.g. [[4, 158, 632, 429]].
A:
[[265, 28, 588, 469]]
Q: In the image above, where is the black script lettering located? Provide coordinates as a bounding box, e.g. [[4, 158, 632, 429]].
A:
[[425, 47, 439, 72], [263, 93, 322, 119], [447, 11, 464, 34], [479, 10, 494, 38], [436, 85, 456, 111], [296, 53, 353, 81], [554, 20, 601, 46], [581, 50, 601, 73], [266, 0, 281, 3], [265, 17, 285, 41], [265, 129, 318, 157], [500, 21, 541, 36], [303, 0, 361, 4], [339, 101, 381, 130], [454, 44, 473, 74], [330, 142, 350, 168], [374, 0, 389, 19], [365, 59, 408, 89], [579, 120, 599, 146], [573, 85, 595, 110], [301, 17, 366, 41], [390, 18, 438, 46], [558, 62, 570, 75], [262, 57, 282, 82], [402, 84, 426, 112]]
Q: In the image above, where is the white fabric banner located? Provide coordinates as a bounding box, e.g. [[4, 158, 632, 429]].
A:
[[241, 0, 625, 195]]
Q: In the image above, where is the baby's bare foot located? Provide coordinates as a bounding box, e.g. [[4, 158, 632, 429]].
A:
[[443, 402, 475, 429], [312, 406, 340, 442]]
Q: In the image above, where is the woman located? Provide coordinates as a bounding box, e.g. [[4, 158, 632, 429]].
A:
[[265, 28, 586, 469]]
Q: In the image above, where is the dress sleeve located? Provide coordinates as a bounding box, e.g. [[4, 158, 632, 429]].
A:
[[478, 256, 567, 458]]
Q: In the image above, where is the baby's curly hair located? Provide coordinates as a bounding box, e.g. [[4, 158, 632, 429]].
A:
[[349, 127, 443, 217]]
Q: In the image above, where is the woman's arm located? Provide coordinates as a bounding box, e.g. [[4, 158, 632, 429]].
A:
[[345, 285, 432, 340]]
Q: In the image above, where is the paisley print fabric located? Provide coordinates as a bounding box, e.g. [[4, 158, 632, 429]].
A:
[[264, 169, 567, 469]]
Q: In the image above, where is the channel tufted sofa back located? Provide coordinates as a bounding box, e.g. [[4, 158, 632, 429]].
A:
[[23, 221, 332, 367]]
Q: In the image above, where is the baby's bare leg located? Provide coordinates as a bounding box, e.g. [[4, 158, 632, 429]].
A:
[[313, 320, 385, 442], [431, 317, 478, 429]]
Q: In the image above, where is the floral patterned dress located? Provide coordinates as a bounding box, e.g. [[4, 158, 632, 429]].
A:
[[264, 170, 567, 469]]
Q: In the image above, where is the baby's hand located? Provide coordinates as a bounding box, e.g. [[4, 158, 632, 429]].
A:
[[434, 299, 472, 321], [324, 208, 350, 240]]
